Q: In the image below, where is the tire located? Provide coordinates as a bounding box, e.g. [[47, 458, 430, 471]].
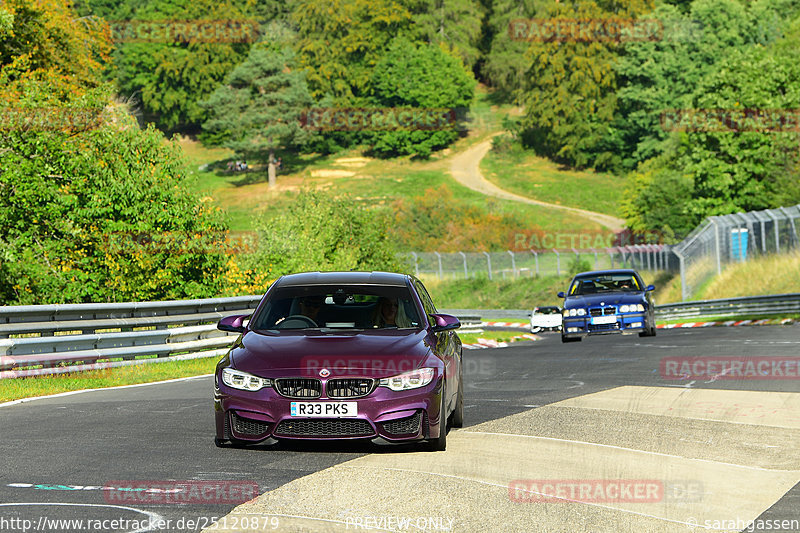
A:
[[561, 335, 581, 343], [450, 373, 464, 429], [214, 438, 227, 448], [425, 389, 447, 452]]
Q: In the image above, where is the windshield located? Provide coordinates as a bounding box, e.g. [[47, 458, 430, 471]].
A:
[[250, 285, 422, 331], [568, 274, 641, 296]]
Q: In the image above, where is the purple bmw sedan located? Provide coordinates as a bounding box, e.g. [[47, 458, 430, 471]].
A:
[[213, 271, 463, 451]]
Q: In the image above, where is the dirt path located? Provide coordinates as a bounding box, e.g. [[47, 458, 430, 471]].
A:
[[449, 137, 626, 232]]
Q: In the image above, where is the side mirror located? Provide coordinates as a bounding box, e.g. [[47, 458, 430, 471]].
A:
[[645, 285, 655, 292], [557, 291, 565, 298], [218, 314, 250, 333], [430, 313, 460, 332]]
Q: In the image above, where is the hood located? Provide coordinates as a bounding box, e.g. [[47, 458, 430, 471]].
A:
[[564, 292, 646, 308], [230, 329, 434, 379]]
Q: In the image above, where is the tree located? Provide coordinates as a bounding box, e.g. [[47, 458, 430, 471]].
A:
[[482, 0, 541, 99], [108, 0, 258, 133], [290, 0, 413, 103], [367, 37, 475, 157], [201, 43, 313, 187], [239, 189, 406, 276], [614, 0, 769, 171], [517, 0, 655, 171], [400, 0, 485, 72]]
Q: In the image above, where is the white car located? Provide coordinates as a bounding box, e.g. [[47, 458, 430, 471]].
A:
[[529, 306, 563, 333]]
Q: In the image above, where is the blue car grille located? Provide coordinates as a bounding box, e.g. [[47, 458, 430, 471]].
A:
[[326, 378, 375, 399], [381, 412, 422, 435], [588, 323, 620, 332], [274, 378, 322, 399], [274, 419, 374, 437], [589, 306, 616, 317]]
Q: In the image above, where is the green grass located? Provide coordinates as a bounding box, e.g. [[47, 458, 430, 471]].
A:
[[658, 313, 799, 325], [459, 331, 528, 345], [0, 357, 219, 403], [480, 142, 623, 217]]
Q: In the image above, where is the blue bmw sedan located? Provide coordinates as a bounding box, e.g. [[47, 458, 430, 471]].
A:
[[557, 269, 656, 343]]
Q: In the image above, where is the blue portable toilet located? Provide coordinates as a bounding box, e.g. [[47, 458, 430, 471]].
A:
[[731, 228, 748, 261]]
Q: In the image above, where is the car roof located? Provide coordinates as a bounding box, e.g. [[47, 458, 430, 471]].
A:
[[274, 271, 411, 288], [571, 269, 640, 278]]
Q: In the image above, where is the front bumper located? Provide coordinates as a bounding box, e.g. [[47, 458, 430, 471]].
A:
[[214, 380, 443, 444], [562, 314, 647, 338]]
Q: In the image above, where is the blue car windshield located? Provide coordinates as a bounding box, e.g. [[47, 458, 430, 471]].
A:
[[569, 274, 640, 295], [251, 285, 423, 331]]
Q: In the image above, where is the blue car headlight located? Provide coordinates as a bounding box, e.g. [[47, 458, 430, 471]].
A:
[[564, 308, 586, 317], [221, 367, 272, 391]]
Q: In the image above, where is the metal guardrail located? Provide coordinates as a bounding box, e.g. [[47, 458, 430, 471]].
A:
[[0, 296, 262, 379], [0, 294, 796, 379], [654, 293, 800, 321]]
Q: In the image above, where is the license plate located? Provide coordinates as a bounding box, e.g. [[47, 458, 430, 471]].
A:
[[591, 315, 618, 325], [290, 402, 357, 418]]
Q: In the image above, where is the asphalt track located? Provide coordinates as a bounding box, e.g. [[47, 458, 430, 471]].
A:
[[1, 326, 799, 533]]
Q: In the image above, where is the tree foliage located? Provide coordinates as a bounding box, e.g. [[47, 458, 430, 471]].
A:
[[290, 0, 413, 103], [517, 0, 655, 172], [201, 43, 313, 184], [367, 37, 475, 157], [400, 0, 485, 71], [0, 0, 230, 305], [239, 189, 406, 276]]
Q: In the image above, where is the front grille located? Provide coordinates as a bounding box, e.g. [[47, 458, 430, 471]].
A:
[[274, 419, 374, 437], [327, 378, 376, 399], [588, 323, 620, 332], [274, 378, 322, 399], [381, 412, 421, 435], [231, 413, 271, 436], [589, 306, 616, 317]]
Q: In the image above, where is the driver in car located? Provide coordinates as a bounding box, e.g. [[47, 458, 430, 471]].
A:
[[298, 295, 325, 323]]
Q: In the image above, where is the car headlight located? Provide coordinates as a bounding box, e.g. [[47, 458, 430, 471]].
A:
[[620, 305, 630, 313], [636, 304, 645, 312], [567, 308, 586, 317], [379, 368, 435, 391], [221, 367, 271, 391]]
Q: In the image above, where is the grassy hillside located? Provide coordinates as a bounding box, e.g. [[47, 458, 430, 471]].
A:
[[657, 252, 800, 303], [481, 138, 623, 216], [180, 88, 618, 251]]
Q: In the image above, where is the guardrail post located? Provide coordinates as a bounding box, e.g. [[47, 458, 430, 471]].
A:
[[434, 251, 443, 279], [592, 249, 598, 269], [608, 249, 614, 269], [483, 251, 492, 280], [508, 250, 516, 278], [411, 252, 419, 277], [458, 251, 468, 279]]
